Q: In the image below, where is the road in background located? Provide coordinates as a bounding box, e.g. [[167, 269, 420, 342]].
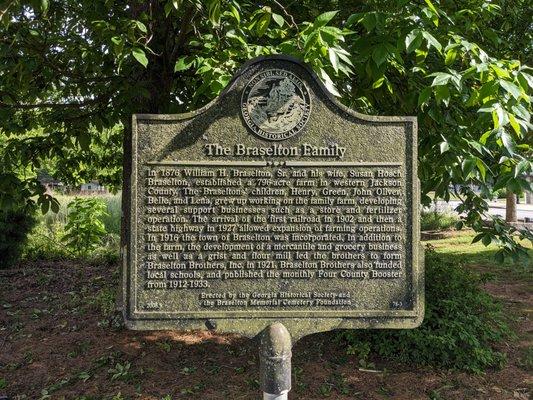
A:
[[432, 200, 533, 222]]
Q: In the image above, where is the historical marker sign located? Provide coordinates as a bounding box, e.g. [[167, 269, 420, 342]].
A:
[[123, 55, 423, 340]]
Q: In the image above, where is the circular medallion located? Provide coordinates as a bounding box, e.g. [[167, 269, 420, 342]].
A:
[[241, 69, 311, 141]]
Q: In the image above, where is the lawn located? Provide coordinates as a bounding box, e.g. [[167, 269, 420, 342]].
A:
[[424, 230, 532, 282]]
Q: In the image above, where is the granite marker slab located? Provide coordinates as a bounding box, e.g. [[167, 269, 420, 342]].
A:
[[122, 55, 423, 341]]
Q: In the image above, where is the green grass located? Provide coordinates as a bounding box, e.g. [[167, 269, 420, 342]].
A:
[[423, 230, 532, 281], [420, 210, 459, 231]]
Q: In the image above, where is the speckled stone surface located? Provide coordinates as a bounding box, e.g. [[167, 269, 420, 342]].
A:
[[122, 55, 423, 342]]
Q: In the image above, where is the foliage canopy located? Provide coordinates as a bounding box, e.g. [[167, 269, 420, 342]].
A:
[[1, 0, 532, 257]]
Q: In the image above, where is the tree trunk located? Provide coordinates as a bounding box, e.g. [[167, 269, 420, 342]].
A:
[[505, 191, 517, 222]]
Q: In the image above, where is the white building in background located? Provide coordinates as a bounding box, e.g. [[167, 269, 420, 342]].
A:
[[80, 181, 107, 194]]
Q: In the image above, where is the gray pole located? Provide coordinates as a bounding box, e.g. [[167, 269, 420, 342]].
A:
[[259, 323, 292, 400]]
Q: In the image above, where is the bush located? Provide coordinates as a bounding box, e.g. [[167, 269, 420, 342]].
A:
[[0, 205, 37, 268], [421, 210, 459, 231], [40, 192, 121, 235], [23, 195, 120, 262], [62, 197, 109, 256], [22, 221, 71, 261], [337, 249, 511, 372]]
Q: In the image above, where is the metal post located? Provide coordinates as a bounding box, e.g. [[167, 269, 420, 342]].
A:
[[259, 322, 292, 400]]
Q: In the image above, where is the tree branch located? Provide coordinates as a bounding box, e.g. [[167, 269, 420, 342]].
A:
[[0, 95, 108, 110], [272, 0, 298, 30]]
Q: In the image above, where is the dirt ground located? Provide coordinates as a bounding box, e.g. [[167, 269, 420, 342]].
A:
[[0, 259, 531, 400]]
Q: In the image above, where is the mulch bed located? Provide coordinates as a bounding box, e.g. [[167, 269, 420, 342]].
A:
[[0, 260, 531, 399]]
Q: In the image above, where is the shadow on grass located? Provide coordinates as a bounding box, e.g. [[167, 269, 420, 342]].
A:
[[423, 230, 532, 282]]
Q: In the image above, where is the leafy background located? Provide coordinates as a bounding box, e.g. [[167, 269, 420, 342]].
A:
[[0, 0, 532, 256]]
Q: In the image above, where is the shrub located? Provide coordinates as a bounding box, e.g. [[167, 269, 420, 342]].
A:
[[337, 249, 511, 372], [23, 221, 71, 261], [0, 205, 37, 268], [41, 192, 121, 235], [421, 210, 459, 231], [62, 197, 109, 257]]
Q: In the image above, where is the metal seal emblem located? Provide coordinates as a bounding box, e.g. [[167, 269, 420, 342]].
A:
[[241, 69, 311, 141]]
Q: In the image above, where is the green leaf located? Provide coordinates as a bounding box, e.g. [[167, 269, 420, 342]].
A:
[[422, 31, 442, 52], [462, 157, 477, 178], [41, 0, 49, 13], [385, 79, 393, 94], [272, 13, 284, 27], [439, 141, 449, 153], [229, 4, 240, 23], [491, 65, 510, 79], [508, 114, 521, 135], [164, 2, 173, 17], [256, 13, 271, 37], [418, 86, 432, 106], [132, 47, 148, 68], [174, 57, 193, 72], [405, 30, 422, 53], [321, 26, 345, 40], [110, 36, 124, 55], [481, 234, 492, 246], [500, 130, 515, 154], [136, 21, 147, 33], [78, 132, 91, 150], [422, 4, 439, 26], [430, 72, 452, 86], [372, 43, 389, 66], [507, 178, 521, 193], [515, 159, 530, 178], [479, 130, 493, 145], [424, 0, 439, 16], [518, 72, 533, 89], [491, 104, 507, 128], [372, 76, 385, 89], [476, 158, 487, 181], [304, 30, 319, 52], [208, 0, 221, 25], [361, 12, 378, 31], [445, 48, 457, 65], [499, 80, 522, 100], [328, 48, 339, 73], [78, 371, 91, 383], [519, 177, 533, 191], [472, 233, 484, 243], [435, 85, 450, 106], [319, 68, 340, 97], [50, 198, 60, 213], [512, 103, 530, 121], [314, 11, 338, 27], [111, 36, 122, 46], [332, 46, 353, 66], [40, 199, 49, 214], [217, 74, 231, 87]]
